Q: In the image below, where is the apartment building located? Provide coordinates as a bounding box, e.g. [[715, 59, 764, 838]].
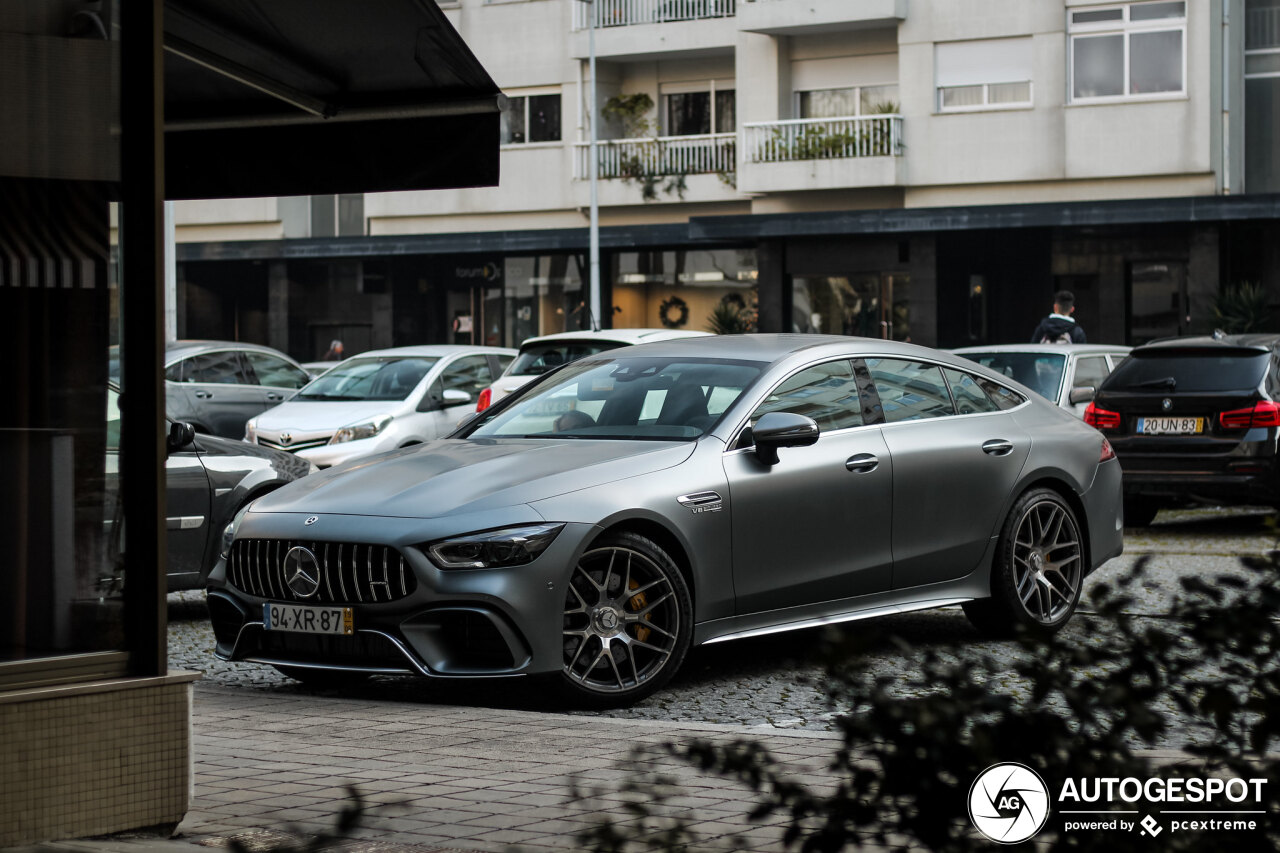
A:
[[172, 0, 1280, 359]]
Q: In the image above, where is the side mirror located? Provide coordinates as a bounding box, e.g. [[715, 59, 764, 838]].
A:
[[442, 389, 472, 406], [167, 421, 196, 452], [1069, 386, 1096, 406], [752, 412, 820, 466]]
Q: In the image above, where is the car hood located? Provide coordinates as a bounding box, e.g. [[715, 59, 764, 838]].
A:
[[254, 400, 403, 431], [248, 438, 696, 518]]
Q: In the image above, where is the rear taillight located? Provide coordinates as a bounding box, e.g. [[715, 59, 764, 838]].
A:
[[476, 387, 492, 412], [1084, 402, 1121, 430], [1219, 400, 1280, 430], [1099, 437, 1116, 462]]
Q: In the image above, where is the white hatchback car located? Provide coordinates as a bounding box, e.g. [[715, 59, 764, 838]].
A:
[[246, 345, 515, 468], [950, 343, 1131, 416], [476, 328, 712, 412]]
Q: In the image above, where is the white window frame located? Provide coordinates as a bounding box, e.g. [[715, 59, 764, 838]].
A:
[[1067, 2, 1187, 104], [795, 84, 900, 119], [500, 86, 563, 148], [660, 79, 735, 136], [936, 81, 1033, 113]]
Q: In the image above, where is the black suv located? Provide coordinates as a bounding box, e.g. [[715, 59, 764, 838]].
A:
[[1085, 334, 1280, 526]]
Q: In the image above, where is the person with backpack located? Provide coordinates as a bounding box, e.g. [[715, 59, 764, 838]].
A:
[[1032, 290, 1087, 344]]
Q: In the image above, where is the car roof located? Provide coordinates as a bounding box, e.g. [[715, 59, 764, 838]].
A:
[[518, 328, 713, 349], [164, 340, 303, 363], [1133, 333, 1280, 353], [597, 333, 980, 368], [342, 344, 517, 359], [950, 343, 1131, 355]]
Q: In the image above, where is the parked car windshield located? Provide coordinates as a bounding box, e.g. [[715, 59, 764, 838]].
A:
[[508, 340, 628, 377], [467, 356, 765, 440], [955, 351, 1067, 402], [1104, 349, 1269, 393], [294, 357, 439, 402]]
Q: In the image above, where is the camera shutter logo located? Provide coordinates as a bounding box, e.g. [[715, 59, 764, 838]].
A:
[[968, 763, 1051, 844]]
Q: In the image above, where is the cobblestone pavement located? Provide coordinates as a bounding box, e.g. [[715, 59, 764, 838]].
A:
[[168, 506, 1278, 745]]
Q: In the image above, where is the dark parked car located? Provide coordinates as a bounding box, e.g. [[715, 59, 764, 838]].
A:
[[106, 384, 314, 590], [207, 335, 1123, 706], [111, 341, 313, 439], [1085, 333, 1280, 526]]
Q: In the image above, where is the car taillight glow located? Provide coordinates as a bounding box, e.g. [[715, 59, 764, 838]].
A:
[[1084, 402, 1121, 429], [476, 387, 492, 412], [1100, 437, 1116, 462], [1219, 400, 1280, 430]]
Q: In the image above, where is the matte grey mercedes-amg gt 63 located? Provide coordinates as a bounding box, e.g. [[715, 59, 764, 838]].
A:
[[206, 335, 1124, 706]]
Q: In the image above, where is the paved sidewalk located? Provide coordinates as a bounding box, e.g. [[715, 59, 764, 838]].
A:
[[21, 683, 848, 853]]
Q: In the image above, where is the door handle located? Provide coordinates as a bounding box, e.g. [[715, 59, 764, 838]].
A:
[[194, 390, 212, 399], [982, 439, 1014, 456], [266, 393, 284, 401], [845, 453, 879, 473]]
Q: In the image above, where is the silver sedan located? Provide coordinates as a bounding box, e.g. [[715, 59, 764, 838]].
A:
[[206, 335, 1123, 707]]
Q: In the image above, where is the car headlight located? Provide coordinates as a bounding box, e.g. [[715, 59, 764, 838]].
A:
[[244, 418, 257, 443], [220, 503, 253, 560], [425, 523, 564, 570], [329, 415, 393, 444]]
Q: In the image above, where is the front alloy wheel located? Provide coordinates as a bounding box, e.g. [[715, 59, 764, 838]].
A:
[[560, 531, 692, 707], [964, 488, 1084, 635]]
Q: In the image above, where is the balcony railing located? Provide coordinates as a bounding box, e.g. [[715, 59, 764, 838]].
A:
[[743, 115, 903, 163], [572, 0, 735, 31], [574, 133, 737, 180]]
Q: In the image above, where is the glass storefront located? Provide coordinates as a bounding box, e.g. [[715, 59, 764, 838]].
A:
[[504, 255, 587, 342], [611, 248, 758, 334], [792, 273, 911, 340]]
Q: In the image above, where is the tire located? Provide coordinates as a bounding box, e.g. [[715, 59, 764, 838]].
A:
[[1123, 496, 1160, 528], [272, 665, 371, 688], [558, 531, 693, 708], [964, 488, 1085, 637]]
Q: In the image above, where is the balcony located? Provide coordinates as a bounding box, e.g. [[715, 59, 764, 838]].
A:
[[739, 115, 904, 194], [572, 0, 735, 31], [737, 0, 905, 35], [573, 133, 738, 204]]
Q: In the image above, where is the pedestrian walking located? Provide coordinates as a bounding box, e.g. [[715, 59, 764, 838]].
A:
[[1032, 290, 1087, 344]]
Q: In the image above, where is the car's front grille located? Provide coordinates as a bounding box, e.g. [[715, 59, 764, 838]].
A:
[[227, 539, 417, 604], [259, 436, 330, 452]]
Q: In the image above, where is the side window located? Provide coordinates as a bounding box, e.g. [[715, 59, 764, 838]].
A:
[[944, 369, 1002, 415], [1073, 356, 1110, 390], [244, 352, 310, 389], [867, 358, 955, 423], [187, 351, 249, 384], [441, 355, 494, 397], [975, 377, 1026, 410], [164, 361, 184, 382], [749, 360, 865, 433]]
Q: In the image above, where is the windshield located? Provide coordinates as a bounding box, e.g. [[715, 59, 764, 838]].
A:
[[295, 356, 439, 401], [1104, 349, 1269, 394], [508, 340, 628, 377], [956, 351, 1067, 402], [467, 356, 765, 441]]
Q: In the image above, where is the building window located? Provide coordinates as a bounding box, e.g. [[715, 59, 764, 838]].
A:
[[1068, 2, 1186, 102], [798, 85, 899, 118], [662, 81, 735, 136], [935, 38, 1032, 112], [501, 93, 562, 144], [1246, 0, 1280, 192]]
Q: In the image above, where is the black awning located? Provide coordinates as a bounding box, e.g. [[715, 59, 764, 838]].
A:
[[163, 0, 502, 199]]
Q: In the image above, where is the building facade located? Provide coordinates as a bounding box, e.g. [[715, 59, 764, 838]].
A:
[[173, 0, 1280, 358]]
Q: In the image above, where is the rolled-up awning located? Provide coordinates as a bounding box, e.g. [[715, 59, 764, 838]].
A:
[[163, 0, 503, 199]]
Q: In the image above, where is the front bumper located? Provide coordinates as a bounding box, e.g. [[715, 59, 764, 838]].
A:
[[206, 510, 596, 678]]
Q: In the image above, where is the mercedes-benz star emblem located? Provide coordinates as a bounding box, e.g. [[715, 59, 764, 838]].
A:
[[283, 546, 322, 599], [1162, 398, 1173, 412], [279, 432, 292, 446], [304, 516, 319, 526]]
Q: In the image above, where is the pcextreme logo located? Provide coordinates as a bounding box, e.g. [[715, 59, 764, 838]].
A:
[[968, 763, 1051, 844]]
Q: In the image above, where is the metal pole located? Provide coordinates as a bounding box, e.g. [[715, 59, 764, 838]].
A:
[[587, 0, 601, 330]]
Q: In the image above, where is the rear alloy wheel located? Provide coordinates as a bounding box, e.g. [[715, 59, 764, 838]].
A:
[[559, 531, 692, 707], [964, 488, 1084, 636]]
